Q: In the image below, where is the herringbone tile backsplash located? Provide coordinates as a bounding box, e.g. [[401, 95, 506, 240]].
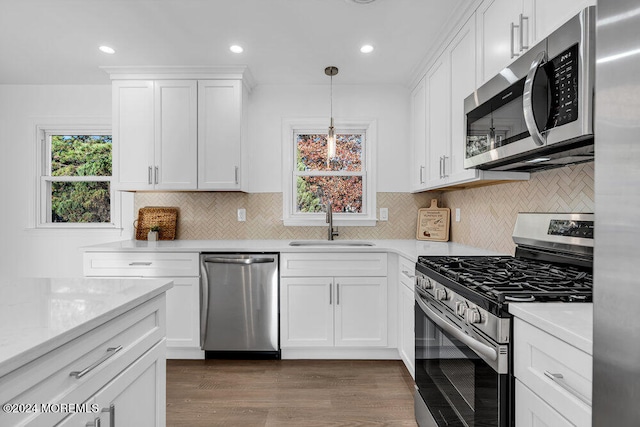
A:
[[441, 163, 594, 255], [134, 163, 593, 253], [134, 192, 437, 240]]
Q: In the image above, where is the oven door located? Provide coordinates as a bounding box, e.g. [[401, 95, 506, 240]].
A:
[[414, 291, 511, 427]]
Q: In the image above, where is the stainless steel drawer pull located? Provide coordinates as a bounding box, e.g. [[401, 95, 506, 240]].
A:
[[544, 371, 592, 406], [129, 262, 152, 266], [148, 166, 152, 185], [329, 285, 332, 305], [402, 270, 415, 278], [337, 283, 340, 305], [70, 346, 123, 378], [102, 404, 115, 427]]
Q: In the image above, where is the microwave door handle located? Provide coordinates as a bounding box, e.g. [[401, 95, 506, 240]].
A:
[[523, 50, 548, 147]]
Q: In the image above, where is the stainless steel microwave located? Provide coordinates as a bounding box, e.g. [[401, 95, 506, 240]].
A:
[[464, 6, 595, 172]]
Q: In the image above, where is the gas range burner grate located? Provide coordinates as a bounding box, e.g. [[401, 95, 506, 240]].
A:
[[417, 255, 593, 303]]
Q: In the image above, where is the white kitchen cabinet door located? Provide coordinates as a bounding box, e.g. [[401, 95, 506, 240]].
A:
[[476, 0, 525, 85], [198, 80, 242, 190], [154, 80, 198, 190], [280, 277, 334, 347], [425, 54, 450, 186], [448, 16, 477, 179], [524, 0, 595, 46], [411, 76, 427, 190], [516, 379, 574, 427], [112, 80, 155, 191], [165, 277, 200, 350], [334, 277, 388, 347], [398, 282, 415, 378], [92, 340, 166, 427]]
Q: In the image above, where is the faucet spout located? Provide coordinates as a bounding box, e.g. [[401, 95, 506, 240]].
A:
[[325, 202, 339, 241]]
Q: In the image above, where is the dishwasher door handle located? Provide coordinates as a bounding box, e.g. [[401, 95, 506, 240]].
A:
[[203, 257, 276, 265]]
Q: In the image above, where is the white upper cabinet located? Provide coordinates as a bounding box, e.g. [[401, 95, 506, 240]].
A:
[[198, 80, 242, 190], [155, 80, 198, 190], [425, 54, 450, 186], [477, 0, 595, 85], [410, 76, 427, 190], [108, 67, 248, 192]]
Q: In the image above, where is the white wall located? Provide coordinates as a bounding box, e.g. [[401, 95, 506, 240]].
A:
[[0, 85, 132, 278], [246, 84, 411, 192], [0, 82, 411, 277]]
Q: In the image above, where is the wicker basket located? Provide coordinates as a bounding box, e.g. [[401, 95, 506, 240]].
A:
[[135, 207, 178, 240]]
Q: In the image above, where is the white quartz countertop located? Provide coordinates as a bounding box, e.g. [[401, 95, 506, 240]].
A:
[[82, 239, 503, 261], [509, 302, 593, 354], [0, 278, 173, 378]]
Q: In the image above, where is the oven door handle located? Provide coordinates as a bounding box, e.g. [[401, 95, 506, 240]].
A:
[[523, 50, 548, 147], [416, 294, 498, 362]]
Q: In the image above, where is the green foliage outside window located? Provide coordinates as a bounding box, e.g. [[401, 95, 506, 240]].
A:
[[50, 135, 112, 223]]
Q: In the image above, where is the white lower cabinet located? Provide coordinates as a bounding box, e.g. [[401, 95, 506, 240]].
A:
[[514, 318, 592, 426], [280, 276, 388, 348], [397, 256, 415, 378], [83, 252, 202, 359], [280, 252, 389, 357], [515, 379, 573, 427]]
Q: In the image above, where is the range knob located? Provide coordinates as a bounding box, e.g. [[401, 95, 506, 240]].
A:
[[456, 301, 469, 317], [435, 288, 449, 301], [423, 277, 433, 290], [466, 307, 483, 324]]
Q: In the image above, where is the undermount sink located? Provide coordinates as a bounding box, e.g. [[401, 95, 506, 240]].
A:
[[288, 240, 375, 247]]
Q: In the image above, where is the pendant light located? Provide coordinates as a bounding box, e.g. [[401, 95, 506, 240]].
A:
[[325, 66, 339, 163]]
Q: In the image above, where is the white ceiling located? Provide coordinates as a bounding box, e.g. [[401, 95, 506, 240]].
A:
[[0, 0, 467, 86]]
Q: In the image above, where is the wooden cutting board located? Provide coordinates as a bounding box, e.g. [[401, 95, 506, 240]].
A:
[[416, 199, 450, 242]]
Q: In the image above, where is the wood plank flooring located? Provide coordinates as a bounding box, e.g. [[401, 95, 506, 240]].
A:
[[166, 359, 418, 427]]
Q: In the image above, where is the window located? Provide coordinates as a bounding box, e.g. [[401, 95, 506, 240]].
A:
[[283, 119, 376, 226], [38, 128, 115, 227]]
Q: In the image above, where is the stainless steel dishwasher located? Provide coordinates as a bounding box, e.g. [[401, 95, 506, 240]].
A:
[[200, 253, 280, 359]]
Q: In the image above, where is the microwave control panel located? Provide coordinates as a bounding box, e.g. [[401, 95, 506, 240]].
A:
[[547, 43, 579, 129]]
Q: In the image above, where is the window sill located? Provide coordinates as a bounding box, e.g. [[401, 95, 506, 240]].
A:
[[283, 218, 377, 227]]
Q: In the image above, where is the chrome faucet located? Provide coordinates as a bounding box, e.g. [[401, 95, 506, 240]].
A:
[[325, 202, 339, 241]]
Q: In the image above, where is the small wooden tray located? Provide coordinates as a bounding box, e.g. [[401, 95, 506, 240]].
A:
[[135, 207, 178, 240], [416, 199, 450, 242]]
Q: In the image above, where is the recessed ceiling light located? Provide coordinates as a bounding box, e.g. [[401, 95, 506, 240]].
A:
[[360, 44, 374, 54], [229, 45, 244, 54], [98, 45, 115, 54]]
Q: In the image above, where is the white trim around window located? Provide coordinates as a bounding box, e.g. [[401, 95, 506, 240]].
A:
[[34, 123, 121, 229], [282, 118, 377, 227]]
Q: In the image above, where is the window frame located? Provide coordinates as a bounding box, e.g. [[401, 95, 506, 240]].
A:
[[282, 118, 377, 227], [36, 125, 118, 229]]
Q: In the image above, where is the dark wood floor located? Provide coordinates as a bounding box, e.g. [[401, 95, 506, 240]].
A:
[[166, 359, 418, 426]]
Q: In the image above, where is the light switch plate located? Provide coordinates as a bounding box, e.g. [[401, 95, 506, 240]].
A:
[[455, 208, 461, 222], [379, 208, 389, 221], [237, 208, 246, 222]]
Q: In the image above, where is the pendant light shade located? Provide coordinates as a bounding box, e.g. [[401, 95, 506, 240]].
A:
[[325, 66, 339, 164]]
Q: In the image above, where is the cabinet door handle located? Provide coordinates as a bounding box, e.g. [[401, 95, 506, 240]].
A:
[[329, 284, 332, 305], [234, 166, 239, 185], [442, 156, 449, 178], [129, 262, 152, 266], [419, 166, 425, 184], [510, 21, 520, 59], [102, 404, 115, 427], [336, 283, 340, 305], [70, 346, 123, 378], [544, 371, 592, 406], [439, 156, 444, 179], [148, 166, 152, 185], [154, 166, 159, 184], [519, 14, 529, 51], [86, 418, 101, 427]]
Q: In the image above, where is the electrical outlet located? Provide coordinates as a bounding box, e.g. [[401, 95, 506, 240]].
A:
[[237, 208, 246, 222], [455, 208, 461, 222], [379, 208, 389, 221]]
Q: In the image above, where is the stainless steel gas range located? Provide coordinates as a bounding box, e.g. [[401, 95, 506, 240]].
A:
[[414, 213, 593, 427]]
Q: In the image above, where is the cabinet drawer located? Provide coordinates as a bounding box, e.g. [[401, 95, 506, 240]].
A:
[[514, 319, 592, 426], [84, 252, 199, 277], [0, 296, 165, 427], [398, 256, 415, 290], [281, 252, 387, 277], [515, 379, 574, 427]]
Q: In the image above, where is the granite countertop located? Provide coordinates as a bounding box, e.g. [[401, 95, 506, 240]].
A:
[[81, 239, 504, 261], [509, 302, 593, 355], [0, 278, 173, 378]]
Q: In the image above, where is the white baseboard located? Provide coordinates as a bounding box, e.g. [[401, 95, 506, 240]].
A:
[[282, 347, 400, 360], [166, 347, 204, 359]]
